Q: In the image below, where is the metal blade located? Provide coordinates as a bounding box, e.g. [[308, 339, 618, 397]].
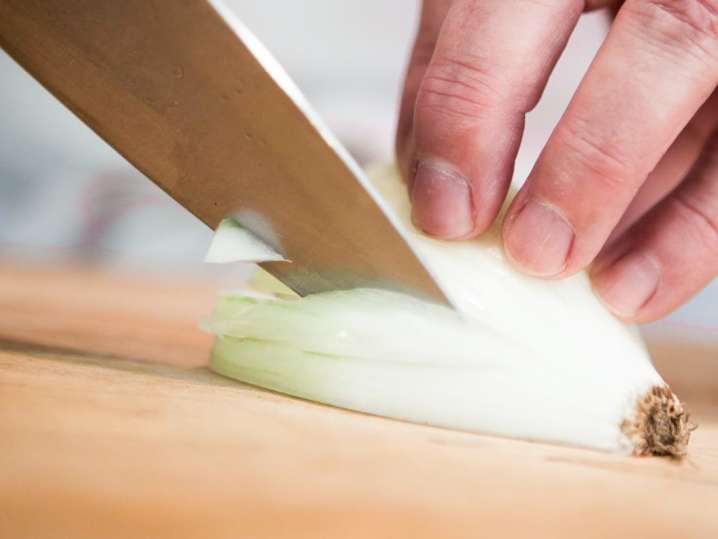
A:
[[0, 0, 449, 304]]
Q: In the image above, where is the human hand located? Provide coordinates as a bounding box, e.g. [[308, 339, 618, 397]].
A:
[[396, 0, 718, 322]]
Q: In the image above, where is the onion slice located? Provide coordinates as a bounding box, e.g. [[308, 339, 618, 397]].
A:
[[205, 218, 285, 264]]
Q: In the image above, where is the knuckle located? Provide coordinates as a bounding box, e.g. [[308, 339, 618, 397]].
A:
[[630, 0, 718, 59], [671, 190, 718, 251], [415, 54, 504, 124], [557, 121, 636, 188]]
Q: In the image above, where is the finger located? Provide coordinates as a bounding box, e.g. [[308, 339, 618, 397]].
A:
[[409, 0, 583, 239], [592, 128, 718, 322], [609, 90, 718, 241], [396, 0, 454, 179], [503, 0, 718, 277]]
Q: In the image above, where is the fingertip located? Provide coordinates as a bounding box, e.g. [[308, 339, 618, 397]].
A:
[[409, 159, 476, 239], [502, 196, 574, 278], [591, 251, 661, 321]]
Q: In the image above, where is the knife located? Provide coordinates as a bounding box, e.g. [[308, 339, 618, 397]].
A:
[[0, 0, 450, 305]]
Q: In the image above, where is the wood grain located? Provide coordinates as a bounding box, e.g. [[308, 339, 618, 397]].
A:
[[1, 263, 717, 538], [0, 263, 215, 366]]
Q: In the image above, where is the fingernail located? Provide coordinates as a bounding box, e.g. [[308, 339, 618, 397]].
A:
[[410, 160, 474, 238], [504, 198, 574, 276], [593, 252, 660, 318]]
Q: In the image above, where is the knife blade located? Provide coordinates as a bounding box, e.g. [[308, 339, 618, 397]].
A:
[[0, 0, 450, 304]]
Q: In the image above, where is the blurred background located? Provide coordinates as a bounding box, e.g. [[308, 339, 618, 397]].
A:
[[0, 1, 715, 334]]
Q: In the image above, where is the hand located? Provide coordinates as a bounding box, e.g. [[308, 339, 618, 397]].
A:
[[396, 0, 718, 323]]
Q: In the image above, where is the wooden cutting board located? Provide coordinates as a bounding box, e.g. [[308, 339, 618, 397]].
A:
[[1, 263, 717, 539]]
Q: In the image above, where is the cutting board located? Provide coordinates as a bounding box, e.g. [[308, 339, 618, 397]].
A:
[[1, 263, 717, 538]]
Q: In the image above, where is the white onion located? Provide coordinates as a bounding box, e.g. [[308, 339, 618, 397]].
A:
[[204, 164, 691, 457]]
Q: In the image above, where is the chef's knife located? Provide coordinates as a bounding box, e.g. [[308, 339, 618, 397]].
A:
[[0, 0, 450, 305]]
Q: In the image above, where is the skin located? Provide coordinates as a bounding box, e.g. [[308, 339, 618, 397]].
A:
[[396, 0, 718, 323]]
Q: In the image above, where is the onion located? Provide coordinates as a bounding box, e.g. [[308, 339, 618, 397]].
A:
[[205, 218, 285, 264], [204, 164, 691, 457]]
